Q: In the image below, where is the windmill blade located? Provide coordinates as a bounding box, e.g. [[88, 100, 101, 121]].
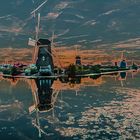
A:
[[51, 31, 55, 48], [52, 49, 63, 68], [36, 109, 42, 138], [121, 50, 127, 61], [75, 90, 78, 96], [28, 38, 36, 47], [31, 0, 48, 15], [35, 13, 41, 41], [32, 13, 41, 63], [49, 31, 64, 68], [29, 104, 37, 114], [121, 51, 124, 60], [120, 80, 124, 87]]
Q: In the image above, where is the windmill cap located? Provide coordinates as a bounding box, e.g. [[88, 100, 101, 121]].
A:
[[37, 38, 51, 46]]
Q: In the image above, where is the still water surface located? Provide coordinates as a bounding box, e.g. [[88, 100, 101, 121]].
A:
[[0, 72, 140, 140]]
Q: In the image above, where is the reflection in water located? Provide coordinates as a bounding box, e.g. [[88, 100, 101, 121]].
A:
[[0, 70, 140, 139], [120, 72, 127, 80], [29, 79, 57, 138], [119, 72, 127, 87], [35, 79, 54, 112]]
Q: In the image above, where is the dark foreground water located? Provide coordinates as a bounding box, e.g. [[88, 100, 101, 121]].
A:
[[0, 72, 140, 140]]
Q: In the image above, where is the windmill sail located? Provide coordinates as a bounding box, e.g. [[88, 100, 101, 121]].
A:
[[28, 38, 36, 47]]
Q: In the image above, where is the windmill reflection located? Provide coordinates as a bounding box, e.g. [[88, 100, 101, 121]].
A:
[[35, 79, 54, 112], [29, 78, 60, 137], [29, 78, 61, 113], [120, 72, 127, 80], [119, 68, 138, 87]]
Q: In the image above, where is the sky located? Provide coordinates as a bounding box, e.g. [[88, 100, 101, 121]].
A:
[[0, 0, 140, 63]]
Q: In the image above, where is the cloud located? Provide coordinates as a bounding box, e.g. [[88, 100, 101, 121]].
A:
[[57, 29, 70, 37], [75, 14, 85, 19], [0, 15, 11, 19], [99, 9, 120, 16], [62, 34, 89, 40], [0, 26, 22, 34], [64, 19, 79, 24], [54, 1, 70, 11], [47, 12, 62, 20], [82, 20, 97, 26], [0, 15, 32, 36], [107, 20, 121, 31], [90, 39, 102, 43], [78, 39, 87, 43], [112, 38, 140, 49]]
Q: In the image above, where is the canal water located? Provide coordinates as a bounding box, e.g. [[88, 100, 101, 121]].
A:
[[0, 71, 139, 140]]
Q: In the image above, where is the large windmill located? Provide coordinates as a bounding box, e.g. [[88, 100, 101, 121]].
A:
[[28, 12, 54, 76]]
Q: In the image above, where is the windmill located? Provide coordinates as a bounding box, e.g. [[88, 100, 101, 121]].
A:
[[75, 45, 82, 65]]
